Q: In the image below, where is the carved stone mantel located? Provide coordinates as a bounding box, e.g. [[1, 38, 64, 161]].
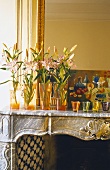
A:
[[0, 109, 110, 169], [49, 111, 110, 140]]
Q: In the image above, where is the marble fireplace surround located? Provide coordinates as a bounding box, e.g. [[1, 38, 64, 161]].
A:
[[0, 109, 110, 169]]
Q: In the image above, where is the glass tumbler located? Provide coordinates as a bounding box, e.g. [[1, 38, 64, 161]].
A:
[[82, 101, 90, 112], [71, 101, 80, 112], [102, 102, 109, 111]]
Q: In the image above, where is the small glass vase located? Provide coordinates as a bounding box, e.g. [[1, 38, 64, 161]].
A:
[[24, 84, 36, 110], [10, 84, 20, 109], [39, 82, 52, 110]]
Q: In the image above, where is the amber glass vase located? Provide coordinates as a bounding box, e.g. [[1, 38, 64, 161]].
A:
[[10, 83, 20, 109], [39, 82, 52, 110], [56, 84, 67, 111]]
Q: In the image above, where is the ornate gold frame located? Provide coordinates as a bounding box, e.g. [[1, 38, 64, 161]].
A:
[[16, 0, 45, 56], [37, 0, 45, 54]]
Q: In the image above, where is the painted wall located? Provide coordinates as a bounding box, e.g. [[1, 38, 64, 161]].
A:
[[45, 20, 110, 70], [0, 0, 16, 109], [0, 0, 16, 51]]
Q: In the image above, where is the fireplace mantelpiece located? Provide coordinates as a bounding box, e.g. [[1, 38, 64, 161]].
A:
[[0, 109, 110, 169]]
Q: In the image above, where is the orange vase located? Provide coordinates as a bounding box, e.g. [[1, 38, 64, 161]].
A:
[[56, 85, 67, 111]]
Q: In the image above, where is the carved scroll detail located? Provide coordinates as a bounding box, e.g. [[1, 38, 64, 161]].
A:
[[80, 119, 110, 140], [0, 143, 11, 170]]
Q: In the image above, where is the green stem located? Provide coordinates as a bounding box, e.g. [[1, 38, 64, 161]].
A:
[[13, 88, 17, 104], [12, 78, 18, 104]]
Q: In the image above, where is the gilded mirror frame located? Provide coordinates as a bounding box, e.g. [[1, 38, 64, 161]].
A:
[[16, 0, 45, 56]]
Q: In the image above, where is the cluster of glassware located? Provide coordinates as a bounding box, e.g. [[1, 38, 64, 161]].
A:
[[71, 101, 110, 112]]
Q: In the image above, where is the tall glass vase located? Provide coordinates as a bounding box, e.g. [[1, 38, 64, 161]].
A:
[[39, 82, 52, 110], [10, 83, 20, 109], [56, 84, 68, 111], [24, 84, 36, 110]]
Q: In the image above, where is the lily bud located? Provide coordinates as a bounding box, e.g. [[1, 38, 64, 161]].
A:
[[63, 47, 67, 53], [13, 43, 17, 50], [54, 46, 58, 54], [15, 43, 17, 50], [70, 45, 77, 52], [69, 53, 74, 60], [26, 49, 28, 61], [47, 47, 50, 53]]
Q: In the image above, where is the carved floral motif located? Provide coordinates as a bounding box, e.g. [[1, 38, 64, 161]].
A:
[[80, 119, 110, 140]]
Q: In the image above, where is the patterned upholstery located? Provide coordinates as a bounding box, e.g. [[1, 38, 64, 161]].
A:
[[16, 135, 45, 170]]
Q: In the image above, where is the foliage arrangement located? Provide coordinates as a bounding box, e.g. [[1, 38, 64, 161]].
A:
[[0, 43, 22, 104], [0, 42, 77, 108]]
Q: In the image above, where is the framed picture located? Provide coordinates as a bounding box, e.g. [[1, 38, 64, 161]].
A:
[[67, 70, 110, 109]]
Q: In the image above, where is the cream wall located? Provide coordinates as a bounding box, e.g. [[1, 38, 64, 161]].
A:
[[45, 20, 110, 70], [0, 0, 16, 51], [0, 0, 16, 109]]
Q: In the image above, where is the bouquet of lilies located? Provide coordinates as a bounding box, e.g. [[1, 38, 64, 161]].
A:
[[30, 45, 52, 84], [22, 48, 39, 108], [0, 43, 23, 104], [50, 45, 77, 86], [0, 42, 77, 109], [48, 45, 77, 105]]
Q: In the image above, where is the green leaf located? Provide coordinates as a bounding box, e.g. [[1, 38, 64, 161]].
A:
[[0, 80, 10, 85], [0, 67, 7, 70]]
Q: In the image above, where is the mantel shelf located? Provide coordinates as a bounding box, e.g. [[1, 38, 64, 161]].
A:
[[0, 108, 110, 169], [1, 107, 110, 118]]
